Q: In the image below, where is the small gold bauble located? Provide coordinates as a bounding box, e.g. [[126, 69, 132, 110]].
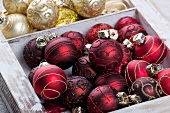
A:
[[3, 0, 33, 14], [27, 0, 59, 30]]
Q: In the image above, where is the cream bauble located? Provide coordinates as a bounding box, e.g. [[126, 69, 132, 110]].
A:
[[27, 0, 59, 30]]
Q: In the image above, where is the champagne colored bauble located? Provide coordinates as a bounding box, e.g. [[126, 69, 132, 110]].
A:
[[3, 0, 33, 14], [0, 14, 33, 39], [27, 0, 59, 30]]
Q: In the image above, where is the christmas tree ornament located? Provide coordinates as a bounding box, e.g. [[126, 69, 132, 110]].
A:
[[33, 63, 67, 100], [72, 106, 86, 113], [115, 16, 139, 31], [44, 37, 78, 70], [54, 0, 74, 10], [94, 72, 128, 92], [129, 77, 164, 102], [62, 76, 93, 108], [87, 23, 114, 44], [0, 13, 33, 39], [27, 0, 59, 30], [3, 0, 33, 14]]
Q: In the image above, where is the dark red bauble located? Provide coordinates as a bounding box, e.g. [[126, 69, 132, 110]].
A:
[[87, 85, 119, 113], [72, 56, 97, 81], [89, 38, 123, 73], [94, 72, 128, 92], [44, 37, 78, 70], [125, 60, 150, 84], [33, 64, 67, 100], [62, 76, 93, 108], [87, 23, 113, 44], [115, 16, 139, 31], [61, 31, 87, 56], [135, 36, 167, 64], [118, 24, 147, 43], [154, 68, 170, 95], [129, 77, 164, 102]]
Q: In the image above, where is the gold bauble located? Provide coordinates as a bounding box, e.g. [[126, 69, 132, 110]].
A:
[[56, 7, 79, 27], [3, 0, 33, 14], [27, 0, 59, 30], [54, 0, 74, 9], [0, 14, 33, 39]]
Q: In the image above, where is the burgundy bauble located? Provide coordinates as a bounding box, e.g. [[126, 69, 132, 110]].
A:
[[134, 36, 167, 64], [62, 76, 93, 108], [94, 72, 128, 92], [87, 85, 119, 113], [87, 23, 113, 44], [33, 64, 67, 100], [118, 24, 147, 43], [61, 31, 87, 56], [44, 37, 78, 70], [115, 16, 139, 31], [129, 77, 164, 102], [72, 56, 97, 81]]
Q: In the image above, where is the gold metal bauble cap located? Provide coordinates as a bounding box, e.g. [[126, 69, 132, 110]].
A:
[[36, 36, 47, 50], [46, 32, 58, 42], [0, 14, 8, 27], [72, 106, 86, 113], [98, 29, 118, 40], [128, 94, 142, 104], [146, 64, 161, 77], [123, 39, 134, 49], [133, 33, 146, 45], [39, 61, 50, 67], [84, 44, 92, 55], [116, 92, 130, 106]]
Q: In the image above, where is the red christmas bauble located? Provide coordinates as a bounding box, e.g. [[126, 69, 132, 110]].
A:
[[72, 56, 97, 82], [115, 16, 139, 31], [94, 72, 128, 92], [125, 60, 150, 84], [87, 23, 113, 44], [129, 77, 164, 102], [135, 36, 167, 64], [33, 64, 67, 100], [62, 76, 93, 108], [87, 85, 119, 113], [118, 24, 147, 43], [44, 37, 78, 70], [61, 31, 87, 56]]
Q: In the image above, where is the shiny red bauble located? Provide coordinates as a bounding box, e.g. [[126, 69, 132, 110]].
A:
[[118, 24, 147, 43], [44, 37, 78, 70], [94, 72, 128, 92], [87, 23, 113, 44], [87, 85, 119, 113], [115, 16, 139, 31], [135, 36, 167, 64], [33, 64, 67, 100], [129, 77, 164, 102], [62, 76, 93, 108]]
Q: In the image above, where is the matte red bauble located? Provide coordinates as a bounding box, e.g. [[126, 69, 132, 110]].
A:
[[87, 23, 113, 44], [118, 24, 147, 43], [94, 72, 128, 92], [129, 77, 164, 102], [33, 64, 67, 100], [62, 76, 93, 108], [44, 37, 78, 70], [115, 16, 139, 31]]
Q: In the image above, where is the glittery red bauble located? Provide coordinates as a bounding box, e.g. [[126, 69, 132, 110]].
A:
[[72, 56, 97, 81], [44, 37, 78, 70], [94, 72, 128, 92], [118, 24, 147, 43], [33, 64, 67, 100], [89, 38, 123, 73], [115, 16, 139, 31], [135, 36, 167, 64], [125, 60, 150, 84], [155, 68, 170, 95], [87, 85, 119, 113], [62, 76, 93, 108], [87, 23, 113, 44], [61, 31, 87, 56], [23, 38, 44, 68], [129, 77, 164, 102]]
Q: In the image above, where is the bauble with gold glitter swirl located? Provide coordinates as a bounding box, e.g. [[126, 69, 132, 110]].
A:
[[27, 0, 59, 30]]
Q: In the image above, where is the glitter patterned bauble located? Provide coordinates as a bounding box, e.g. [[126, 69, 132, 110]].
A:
[[129, 77, 164, 102], [62, 76, 93, 108], [27, 0, 59, 30], [3, 0, 33, 14], [33, 64, 67, 100]]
